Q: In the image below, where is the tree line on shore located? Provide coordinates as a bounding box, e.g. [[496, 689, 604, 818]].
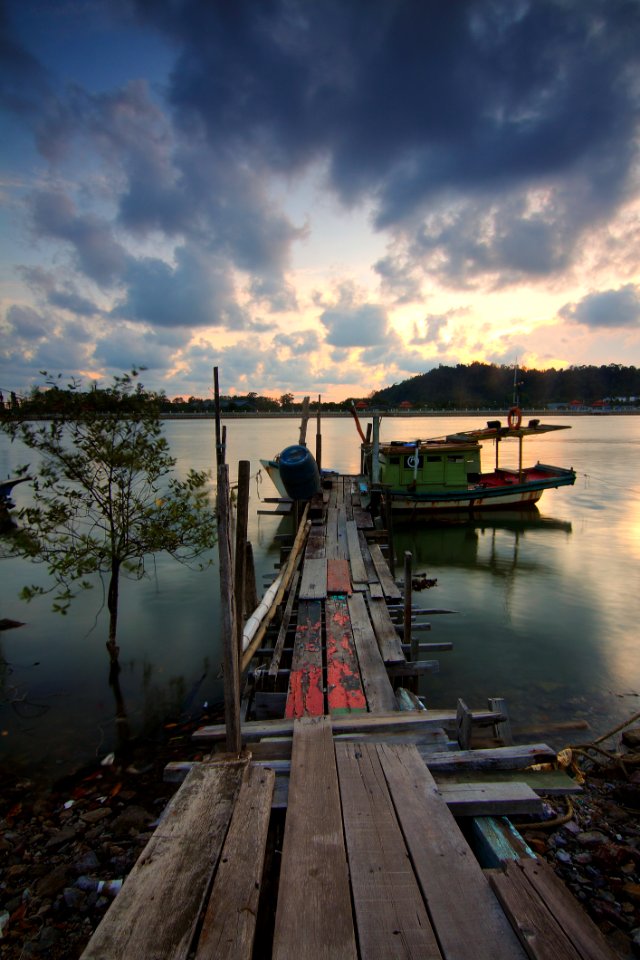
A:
[[2, 363, 639, 415]]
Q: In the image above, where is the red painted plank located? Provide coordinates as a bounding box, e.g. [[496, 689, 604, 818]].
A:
[[326, 598, 367, 716], [327, 558, 352, 595], [285, 600, 324, 718]]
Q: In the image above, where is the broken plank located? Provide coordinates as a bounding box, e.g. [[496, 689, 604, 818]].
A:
[[285, 600, 323, 718], [298, 557, 327, 599], [436, 780, 542, 817], [368, 542, 402, 600], [434, 768, 582, 797], [195, 764, 275, 960], [367, 596, 406, 664], [335, 741, 442, 960], [418, 743, 557, 773], [272, 718, 357, 960], [377, 744, 527, 960], [325, 597, 367, 716], [347, 593, 397, 713], [82, 761, 245, 960]]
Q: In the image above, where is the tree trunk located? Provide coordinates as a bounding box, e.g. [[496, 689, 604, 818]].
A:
[[106, 558, 121, 666]]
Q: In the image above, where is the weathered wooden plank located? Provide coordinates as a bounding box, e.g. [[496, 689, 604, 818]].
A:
[[194, 709, 504, 743], [268, 570, 300, 677], [470, 817, 537, 869], [325, 506, 339, 559], [273, 718, 357, 960], [353, 505, 374, 529], [325, 598, 366, 716], [81, 761, 245, 960], [285, 600, 323, 718], [436, 781, 542, 817], [489, 696, 514, 745], [347, 593, 398, 713], [336, 742, 442, 960], [434, 768, 582, 797], [327, 558, 352, 595], [305, 524, 326, 559], [515, 858, 619, 960], [377, 744, 527, 960], [345, 519, 368, 585], [457, 698, 473, 749], [368, 543, 402, 600], [195, 764, 275, 960], [418, 743, 557, 773], [299, 557, 327, 599], [367, 597, 406, 664], [488, 862, 583, 960], [336, 506, 349, 559]]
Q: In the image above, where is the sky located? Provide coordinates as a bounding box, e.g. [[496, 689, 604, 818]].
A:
[[1, 0, 640, 403]]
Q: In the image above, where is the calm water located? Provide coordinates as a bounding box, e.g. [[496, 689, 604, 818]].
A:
[[1, 414, 639, 782]]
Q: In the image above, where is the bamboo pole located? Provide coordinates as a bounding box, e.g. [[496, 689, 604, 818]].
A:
[[217, 464, 241, 753], [241, 506, 310, 672]]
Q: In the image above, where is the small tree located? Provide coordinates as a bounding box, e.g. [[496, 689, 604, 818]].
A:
[[1, 371, 217, 670]]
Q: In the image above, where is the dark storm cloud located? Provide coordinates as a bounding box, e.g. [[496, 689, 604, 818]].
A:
[[5, 303, 49, 338], [131, 0, 640, 285], [560, 285, 640, 328], [20, 267, 101, 317]]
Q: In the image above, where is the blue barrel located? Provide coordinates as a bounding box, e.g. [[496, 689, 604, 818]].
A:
[[278, 445, 321, 500]]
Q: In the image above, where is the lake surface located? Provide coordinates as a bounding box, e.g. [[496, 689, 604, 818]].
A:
[[1, 414, 639, 782]]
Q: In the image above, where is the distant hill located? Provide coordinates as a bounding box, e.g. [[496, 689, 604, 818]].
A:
[[370, 362, 640, 409]]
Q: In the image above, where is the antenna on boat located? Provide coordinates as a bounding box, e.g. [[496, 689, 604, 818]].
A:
[[512, 360, 524, 408]]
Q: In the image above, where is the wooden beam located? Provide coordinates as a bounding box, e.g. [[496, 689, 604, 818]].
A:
[[368, 543, 402, 600], [347, 593, 397, 713], [367, 596, 406, 664], [272, 718, 357, 960], [377, 744, 527, 960], [285, 600, 323, 718], [335, 741, 442, 959], [195, 765, 275, 960], [194, 708, 505, 743], [325, 598, 366, 716], [82, 761, 245, 959]]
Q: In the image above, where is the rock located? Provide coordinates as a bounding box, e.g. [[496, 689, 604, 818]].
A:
[[623, 883, 640, 903], [556, 850, 572, 864], [45, 826, 79, 849], [576, 830, 608, 846], [35, 864, 70, 899], [81, 807, 112, 824], [621, 727, 640, 749], [75, 850, 100, 873], [109, 805, 153, 837]]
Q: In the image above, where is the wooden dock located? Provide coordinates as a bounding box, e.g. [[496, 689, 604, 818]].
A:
[[82, 473, 617, 960]]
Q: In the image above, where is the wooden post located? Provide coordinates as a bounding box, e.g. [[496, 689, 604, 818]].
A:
[[299, 396, 310, 445], [372, 416, 380, 484], [217, 464, 241, 754], [214, 367, 224, 467], [404, 551, 418, 662], [315, 394, 322, 472], [385, 494, 395, 578], [244, 541, 259, 616], [234, 460, 250, 662]]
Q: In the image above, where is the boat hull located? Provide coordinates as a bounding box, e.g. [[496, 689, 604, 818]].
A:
[[381, 465, 576, 513]]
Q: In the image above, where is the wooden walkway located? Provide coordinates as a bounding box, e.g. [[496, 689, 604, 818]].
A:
[[82, 474, 618, 960]]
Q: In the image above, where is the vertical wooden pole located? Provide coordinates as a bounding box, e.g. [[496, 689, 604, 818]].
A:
[[217, 464, 241, 754], [244, 541, 259, 616], [315, 394, 322, 472], [405, 551, 417, 662], [385, 495, 395, 578], [234, 460, 250, 661], [213, 367, 223, 467]]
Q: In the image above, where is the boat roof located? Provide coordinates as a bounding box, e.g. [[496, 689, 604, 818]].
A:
[[374, 422, 571, 451]]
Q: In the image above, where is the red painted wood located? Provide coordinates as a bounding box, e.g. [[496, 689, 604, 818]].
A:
[[327, 558, 352, 595], [326, 598, 367, 716], [285, 600, 324, 718]]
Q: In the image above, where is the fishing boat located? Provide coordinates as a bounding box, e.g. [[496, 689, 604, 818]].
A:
[[359, 411, 576, 514]]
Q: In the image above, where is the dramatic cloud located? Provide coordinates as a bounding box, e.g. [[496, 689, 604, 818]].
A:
[[560, 285, 640, 329], [2, 0, 640, 397]]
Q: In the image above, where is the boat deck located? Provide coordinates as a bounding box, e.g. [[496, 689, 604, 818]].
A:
[[81, 472, 616, 960]]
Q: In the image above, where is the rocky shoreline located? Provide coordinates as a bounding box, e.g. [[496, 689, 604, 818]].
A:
[[2, 720, 639, 959]]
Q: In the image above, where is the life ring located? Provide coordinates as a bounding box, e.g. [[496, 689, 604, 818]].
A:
[[507, 406, 522, 429]]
